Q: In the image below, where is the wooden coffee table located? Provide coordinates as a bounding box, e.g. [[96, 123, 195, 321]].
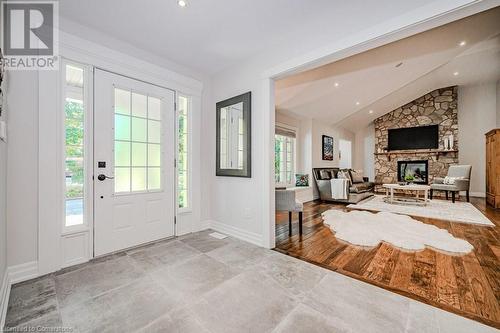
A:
[[382, 183, 431, 206]]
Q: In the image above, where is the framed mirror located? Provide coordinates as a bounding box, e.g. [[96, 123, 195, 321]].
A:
[[216, 92, 251, 177]]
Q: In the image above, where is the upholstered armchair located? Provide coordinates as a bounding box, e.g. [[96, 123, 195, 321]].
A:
[[430, 165, 472, 203], [275, 190, 303, 236]]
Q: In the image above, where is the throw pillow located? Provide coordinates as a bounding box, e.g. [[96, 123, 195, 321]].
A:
[[337, 170, 352, 185], [443, 176, 464, 185], [349, 169, 365, 183], [295, 174, 309, 187], [340, 169, 353, 184], [319, 170, 331, 180]]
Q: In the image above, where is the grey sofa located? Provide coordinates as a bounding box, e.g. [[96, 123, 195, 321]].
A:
[[312, 168, 374, 204], [430, 165, 472, 203]]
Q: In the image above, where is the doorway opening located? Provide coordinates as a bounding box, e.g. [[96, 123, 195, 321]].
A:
[[338, 139, 352, 169]]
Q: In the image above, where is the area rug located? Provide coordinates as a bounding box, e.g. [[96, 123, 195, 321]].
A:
[[322, 210, 473, 253], [347, 195, 493, 226]]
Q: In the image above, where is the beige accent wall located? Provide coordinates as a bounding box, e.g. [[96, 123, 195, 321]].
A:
[[458, 83, 498, 196]]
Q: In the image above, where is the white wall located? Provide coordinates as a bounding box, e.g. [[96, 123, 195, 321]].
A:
[[0, 74, 8, 293], [207, 65, 267, 241], [458, 83, 498, 196], [300, 119, 313, 182], [0, 140, 5, 277], [353, 124, 375, 181], [6, 71, 39, 267]]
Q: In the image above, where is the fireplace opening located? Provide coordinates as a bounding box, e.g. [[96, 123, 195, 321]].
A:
[[397, 160, 428, 184]]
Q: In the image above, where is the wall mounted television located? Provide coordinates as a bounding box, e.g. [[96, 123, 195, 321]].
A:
[[387, 125, 439, 151]]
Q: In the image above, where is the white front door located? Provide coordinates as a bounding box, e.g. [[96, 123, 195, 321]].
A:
[[94, 69, 175, 256]]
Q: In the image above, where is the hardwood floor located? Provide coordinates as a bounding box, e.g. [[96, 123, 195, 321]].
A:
[[275, 198, 500, 329]]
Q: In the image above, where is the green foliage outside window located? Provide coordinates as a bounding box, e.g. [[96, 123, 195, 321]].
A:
[[65, 100, 84, 199], [178, 97, 189, 208]]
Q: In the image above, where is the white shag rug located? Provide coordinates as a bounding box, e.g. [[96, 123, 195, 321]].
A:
[[347, 195, 493, 226], [322, 210, 473, 254]]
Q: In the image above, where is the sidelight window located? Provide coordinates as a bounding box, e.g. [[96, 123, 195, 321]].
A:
[[64, 63, 87, 227], [177, 94, 190, 209]]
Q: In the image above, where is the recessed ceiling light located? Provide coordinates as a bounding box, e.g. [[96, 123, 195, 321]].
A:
[[177, 0, 187, 7], [356, 101, 360, 106], [453, 71, 459, 76], [459, 40, 466, 47], [334, 82, 339, 87], [369, 110, 374, 114]]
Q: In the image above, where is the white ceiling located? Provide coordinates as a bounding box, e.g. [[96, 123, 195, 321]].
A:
[[338, 36, 500, 131], [275, 7, 500, 131], [58, 0, 437, 75]]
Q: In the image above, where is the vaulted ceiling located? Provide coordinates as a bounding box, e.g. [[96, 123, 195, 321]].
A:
[[275, 7, 500, 132]]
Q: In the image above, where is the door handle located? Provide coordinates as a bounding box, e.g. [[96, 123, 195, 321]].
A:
[[97, 174, 114, 181]]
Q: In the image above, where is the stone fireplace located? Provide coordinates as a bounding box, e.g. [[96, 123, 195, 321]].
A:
[[374, 86, 459, 186], [397, 160, 428, 184]]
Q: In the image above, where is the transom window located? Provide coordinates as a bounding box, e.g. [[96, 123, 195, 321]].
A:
[[114, 88, 162, 193], [275, 126, 296, 185]]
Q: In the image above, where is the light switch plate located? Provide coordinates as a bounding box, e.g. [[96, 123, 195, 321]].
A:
[[0, 120, 6, 141]]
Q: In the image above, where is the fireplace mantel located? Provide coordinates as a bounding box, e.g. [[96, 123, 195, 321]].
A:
[[375, 149, 458, 161]]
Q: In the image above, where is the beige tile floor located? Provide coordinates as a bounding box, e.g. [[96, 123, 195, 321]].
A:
[[4, 230, 497, 333]]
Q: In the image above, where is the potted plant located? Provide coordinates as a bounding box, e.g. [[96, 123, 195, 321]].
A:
[[404, 174, 415, 184]]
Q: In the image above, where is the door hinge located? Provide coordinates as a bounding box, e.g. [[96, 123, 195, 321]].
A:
[[174, 216, 177, 225], [174, 101, 177, 111], [174, 158, 177, 168]]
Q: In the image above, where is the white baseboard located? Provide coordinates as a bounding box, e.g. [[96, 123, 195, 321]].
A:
[[0, 268, 11, 329], [207, 220, 262, 247], [8, 261, 39, 285], [198, 220, 211, 232], [469, 192, 486, 198]]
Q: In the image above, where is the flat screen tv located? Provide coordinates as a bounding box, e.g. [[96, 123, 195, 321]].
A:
[[388, 125, 439, 151]]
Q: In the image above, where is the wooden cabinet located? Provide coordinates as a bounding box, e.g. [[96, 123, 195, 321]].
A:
[[486, 129, 500, 208]]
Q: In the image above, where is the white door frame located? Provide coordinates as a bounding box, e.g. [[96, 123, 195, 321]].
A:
[[93, 68, 176, 256]]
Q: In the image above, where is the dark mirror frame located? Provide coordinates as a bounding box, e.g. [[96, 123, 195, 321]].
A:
[[216, 92, 251, 178]]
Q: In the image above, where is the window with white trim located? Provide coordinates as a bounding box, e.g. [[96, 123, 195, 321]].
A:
[[177, 94, 189, 209], [275, 126, 296, 185]]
